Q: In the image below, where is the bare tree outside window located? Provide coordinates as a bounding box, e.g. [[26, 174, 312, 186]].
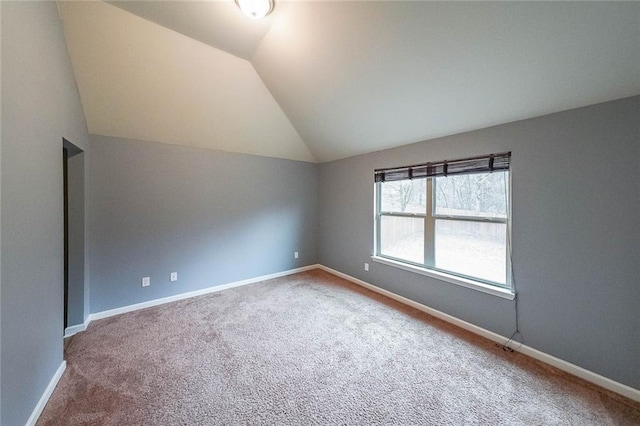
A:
[[435, 172, 507, 218], [377, 171, 510, 286], [381, 179, 426, 213]]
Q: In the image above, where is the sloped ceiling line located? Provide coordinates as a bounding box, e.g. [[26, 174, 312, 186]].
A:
[[62, 1, 640, 163], [59, 0, 316, 163]]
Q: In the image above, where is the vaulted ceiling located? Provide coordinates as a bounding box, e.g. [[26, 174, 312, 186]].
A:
[[59, 1, 640, 163]]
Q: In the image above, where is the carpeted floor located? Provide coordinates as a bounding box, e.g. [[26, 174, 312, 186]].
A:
[[38, 270, 640, 425]]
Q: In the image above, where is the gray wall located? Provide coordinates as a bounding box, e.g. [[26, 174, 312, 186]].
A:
[[0, 4, 637, 423], [318, 96, 640, 390], [1, 2, 89, 425], [87, 136, 318, 313]]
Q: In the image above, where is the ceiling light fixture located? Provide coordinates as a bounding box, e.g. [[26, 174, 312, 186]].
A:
[[235, 0, 274, 20]]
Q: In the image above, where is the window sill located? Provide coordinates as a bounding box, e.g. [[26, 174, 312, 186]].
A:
[[370, 256, 515, 300]]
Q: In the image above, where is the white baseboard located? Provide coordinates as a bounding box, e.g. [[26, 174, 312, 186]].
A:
[[67, 265, 320, 336], [25, 361, 66, 426], [31, 265, 319, 425], [54, 263, 640, 405], [64, 317, 90, 338], [89, 264, 320, 323], [317, 264, 640, 403]]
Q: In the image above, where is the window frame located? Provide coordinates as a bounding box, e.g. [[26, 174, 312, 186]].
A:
[[374, 171, 513, 299]]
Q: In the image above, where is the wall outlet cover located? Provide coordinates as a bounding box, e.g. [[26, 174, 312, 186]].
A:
[[170, 272, 178, 282], [142, 276, 151, 287]]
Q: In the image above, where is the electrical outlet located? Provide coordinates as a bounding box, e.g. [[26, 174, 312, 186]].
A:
[[142, 276, 151, 287], [364, 263, 369, 272], [294, 251, 299, 259], [170, 272, 178, 282]]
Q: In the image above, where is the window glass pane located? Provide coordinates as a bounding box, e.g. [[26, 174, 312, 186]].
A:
[[381, 179, 427, 213], [380, 216, 424, 264], [435, 219, 507, 285], [434, 171, 508, 218]]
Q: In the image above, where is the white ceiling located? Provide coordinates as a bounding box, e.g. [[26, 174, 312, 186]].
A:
[[107, 1, 275, 60], [58, 1, 315, 162], [60, 1, 640, 163]]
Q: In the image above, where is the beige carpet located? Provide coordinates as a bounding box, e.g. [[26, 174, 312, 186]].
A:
[[39, 270, 640, 425]]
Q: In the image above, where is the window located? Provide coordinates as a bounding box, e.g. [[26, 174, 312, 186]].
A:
[[374, 153, 511, 292]]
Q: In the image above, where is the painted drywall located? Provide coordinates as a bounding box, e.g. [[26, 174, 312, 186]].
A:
[[59, 1, 315, 163], [66, 151, 85, 327], [318, 96, 640, 390], [87, 136, 318, 313], [0, 2, 89, 424], [254, 2, 640, 161], [107, 1, 275, 60]]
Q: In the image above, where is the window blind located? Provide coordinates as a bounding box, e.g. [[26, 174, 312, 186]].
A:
[[374, 152, 511, 183]]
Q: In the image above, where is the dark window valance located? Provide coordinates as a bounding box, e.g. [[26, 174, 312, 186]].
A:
[[374, 152, 511, 183]]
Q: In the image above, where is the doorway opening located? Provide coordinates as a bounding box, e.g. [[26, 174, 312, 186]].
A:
[[63, 138, 85, 338]]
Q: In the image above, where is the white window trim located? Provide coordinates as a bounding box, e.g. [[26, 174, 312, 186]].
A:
[[374, 170, 514, 300], [371, 255, 515, 300]]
